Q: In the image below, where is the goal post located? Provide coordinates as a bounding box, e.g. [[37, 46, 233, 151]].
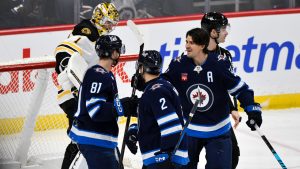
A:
[[0, 56, 69, 168], [16, 69, 51, 166], [0, 55, 139, 168]]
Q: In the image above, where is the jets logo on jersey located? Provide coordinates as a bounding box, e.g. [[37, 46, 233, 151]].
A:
[[151, 83, 162, 91], [94, 67, 106, 74], [217, 54, 226, 61], [186, 84, 214, 111]]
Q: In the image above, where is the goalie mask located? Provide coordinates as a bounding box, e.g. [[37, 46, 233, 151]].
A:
[[92, 2, 119, 35], [95, 35, 125, 66], [133, 50, 163, 91]]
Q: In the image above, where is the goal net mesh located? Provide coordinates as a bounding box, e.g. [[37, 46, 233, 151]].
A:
[[0, 56, 138, 166]]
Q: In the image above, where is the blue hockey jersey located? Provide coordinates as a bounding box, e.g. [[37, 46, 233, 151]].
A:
[[208, 46, 237, 111], [162, 54, 255, 139], [69, 64, 123, 149], [208, 45, 235, 74], [138, 77, 189, 166]]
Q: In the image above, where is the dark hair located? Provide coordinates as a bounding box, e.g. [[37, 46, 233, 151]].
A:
[[186, 28, 209, 54]]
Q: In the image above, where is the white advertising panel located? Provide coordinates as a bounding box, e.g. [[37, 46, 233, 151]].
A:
[[1, 11, 300, 116]]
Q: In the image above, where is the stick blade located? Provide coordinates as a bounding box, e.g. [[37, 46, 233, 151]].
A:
[[127, 20, 144, 46]]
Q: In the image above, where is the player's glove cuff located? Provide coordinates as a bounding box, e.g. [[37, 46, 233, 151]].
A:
[[244, 103, 261, 113], [113, 97, 124, 116], [244, 103, 262, 131]]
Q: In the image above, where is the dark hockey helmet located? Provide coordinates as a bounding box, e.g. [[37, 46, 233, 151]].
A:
[[138, 50, 163, 75], [201, 12, 229, 33], [95, 35, 125, 58]]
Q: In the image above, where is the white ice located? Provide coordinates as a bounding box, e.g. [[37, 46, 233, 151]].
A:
[[121, 108, 300, 169], [1, 108, 299, 169]]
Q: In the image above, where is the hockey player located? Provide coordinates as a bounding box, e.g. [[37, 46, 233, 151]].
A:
[[54, 2, 120, 169], [68, 35, 138, 169], [163, 28, 262, 169], [201, 12, 241, 168], [125, 50, 189, 169]]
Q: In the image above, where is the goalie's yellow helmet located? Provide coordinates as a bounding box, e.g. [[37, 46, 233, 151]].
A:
[[92, 2, 119, 35]]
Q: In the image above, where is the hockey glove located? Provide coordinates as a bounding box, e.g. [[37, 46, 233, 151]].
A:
[[244, 103, 262, 131], [154, 150, 182, 169], [120, 96, 139, 117], [125, 124, 138, 154], [131, 73, 145, 91]]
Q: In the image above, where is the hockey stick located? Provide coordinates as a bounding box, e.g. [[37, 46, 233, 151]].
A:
[[251, 120, 287, 169], [233, 97, 242, 124], [119, 20, 144, 168], [173, 98, 200, 155]]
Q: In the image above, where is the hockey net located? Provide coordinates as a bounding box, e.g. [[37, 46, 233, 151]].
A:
[[0, 55, 139, 168]]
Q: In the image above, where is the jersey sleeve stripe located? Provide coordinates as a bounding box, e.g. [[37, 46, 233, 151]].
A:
[[57, 89, 72, 99], [57, 90, 74, 105], [157, 112, 179, 126], [69, 126, 118, 147], [172, 149, 190, 165], [86, 97, 106, 106], [174, 149, 188, 158], [141, 149, 160, 165], [228, 80, 245, 94], [161, 124, 182, 137], [54, 46, 76, 56], [60, 41, 82, 55], [188, 115, 230, 132], [87, 105, 101, 118]]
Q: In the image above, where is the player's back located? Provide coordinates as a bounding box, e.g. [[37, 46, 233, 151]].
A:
[[137, 77, 188, 166], [69, 64, 119, 149], [138, 77, 184, 149]]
